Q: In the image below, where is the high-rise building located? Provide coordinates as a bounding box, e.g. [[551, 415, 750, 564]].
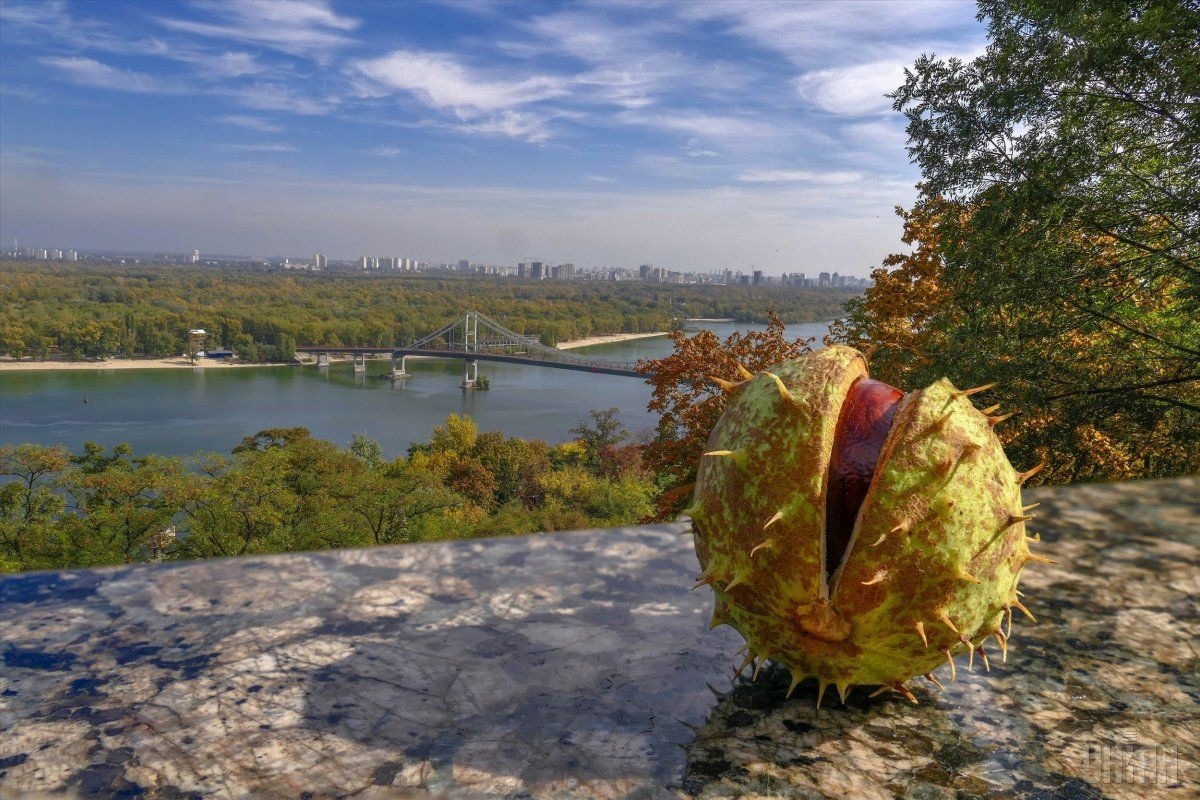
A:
[[314, 253, 327, 269], [530, 261, 545, 280], [752, 270, 764, 285], [358, 256, 369, 269], [818, 272, 831, 287], [191, 249, 200, 264], [67, 250, 78, 261], [457, 259, 470, 271]]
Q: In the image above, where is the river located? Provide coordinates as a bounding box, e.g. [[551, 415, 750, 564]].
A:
[[0, 321, 831, 459]]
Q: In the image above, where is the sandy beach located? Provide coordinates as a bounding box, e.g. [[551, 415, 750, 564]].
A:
[[556, 331, 668, 350], [0, 356, 288, 372]]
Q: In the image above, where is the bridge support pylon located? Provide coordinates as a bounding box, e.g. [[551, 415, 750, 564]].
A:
[[390, 354, 408, 380], [316, 352, 330, 368], [461, 358, 479, 390], [353, 353, 366, 372]]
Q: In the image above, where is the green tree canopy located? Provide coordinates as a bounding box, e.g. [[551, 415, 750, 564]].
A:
[[836, 0, 1199, 483]]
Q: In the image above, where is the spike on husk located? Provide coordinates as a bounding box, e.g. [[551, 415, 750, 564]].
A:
[[688, 346, 1045, 701]]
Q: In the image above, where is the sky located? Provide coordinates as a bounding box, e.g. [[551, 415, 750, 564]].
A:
[[0, 0, 987, 275]]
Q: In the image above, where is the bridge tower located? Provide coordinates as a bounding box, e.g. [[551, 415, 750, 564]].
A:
[[461, 312, 480, 390]]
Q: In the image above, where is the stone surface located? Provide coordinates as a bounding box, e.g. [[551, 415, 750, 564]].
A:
[[1, 477, 1197, 799]]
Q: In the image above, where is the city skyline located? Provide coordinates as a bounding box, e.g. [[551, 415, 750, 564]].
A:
[[0, 0, 987, 276]]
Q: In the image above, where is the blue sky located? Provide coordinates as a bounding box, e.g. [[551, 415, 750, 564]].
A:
[[0, 0, 986, 275]]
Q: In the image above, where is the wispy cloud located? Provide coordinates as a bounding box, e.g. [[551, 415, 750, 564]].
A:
[[738, 168, 862, 184], [370, 146, 402, 158], [458, 110, 555, 144], [40, 56, 180, 94], [232, 83, 335, 115], [352, 50, 567, 117], [216, 142, 298, 153], [156, 0, 360, 57], [679, 1, 982, 67], [217, 114, 284, 133], [619, 110, 763, 142], [152, 43, 267, 79]]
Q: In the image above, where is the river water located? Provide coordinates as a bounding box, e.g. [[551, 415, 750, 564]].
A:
[[0, 321, 830, 459]]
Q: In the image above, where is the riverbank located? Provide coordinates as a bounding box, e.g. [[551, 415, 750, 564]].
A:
[[557, 331, 668, 350], [0, 356, 287, 371]]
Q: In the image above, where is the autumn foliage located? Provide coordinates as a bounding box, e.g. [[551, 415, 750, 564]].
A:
[[638, 311, 813, 519]]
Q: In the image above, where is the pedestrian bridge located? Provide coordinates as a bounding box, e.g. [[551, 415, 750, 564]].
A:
[[296, 311, 646, 383]]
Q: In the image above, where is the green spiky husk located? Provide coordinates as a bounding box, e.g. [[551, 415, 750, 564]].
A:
[[690, 345, 1036, 700]]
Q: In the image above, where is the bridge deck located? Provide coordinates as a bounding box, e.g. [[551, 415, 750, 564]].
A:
[[295, 346, 644, 378]]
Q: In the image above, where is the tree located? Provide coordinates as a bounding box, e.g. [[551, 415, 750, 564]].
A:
[[58, 448, 185, 566], [569, 408, 629, 472], [639, 310, 813, 518], [0, 321, 34, 360], [0, 444, 70, 571], [349, 432, 384, 469], [332, 461, 462, 547], [835, 0, 1200, 483], [827, 195, 958, 389], [232, 427, 312, 454]]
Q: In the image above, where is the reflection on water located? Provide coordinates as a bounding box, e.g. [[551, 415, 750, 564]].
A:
[[0, 321, 830, 459]]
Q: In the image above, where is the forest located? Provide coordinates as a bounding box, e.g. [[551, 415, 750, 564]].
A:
[[0, 410, 655, 573], [0, 263, 857, 362]]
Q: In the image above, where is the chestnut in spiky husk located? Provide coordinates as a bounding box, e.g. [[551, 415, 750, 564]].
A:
[[687, 346, 1048, 705]]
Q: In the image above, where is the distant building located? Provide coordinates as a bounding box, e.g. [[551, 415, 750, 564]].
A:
[[191, 249, 200, 264], [752, 270, 764, 285], [530, 261, 545, 280], [314, 253, 327, 269], [818, 271, 831, 287]]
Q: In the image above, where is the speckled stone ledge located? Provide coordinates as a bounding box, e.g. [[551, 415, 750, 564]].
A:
[[1, 478, 1197, 799]]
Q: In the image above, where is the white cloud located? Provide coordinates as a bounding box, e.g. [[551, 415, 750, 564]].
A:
[[40, 56, 179, 94], [586, 174, 616, 183], [209, 51, 266, 78], [680, 1, 982, 67], [738, 168, 862, 184], [458, 110, 554, 143], [620, 110, 761, 142], [370, 146, 402, 158], [155, 0, 360, 56], [352, 50, 567, 117], [217, 114, 284, 133], [794, 60, 909, 116], [233, 83, 335, 115]]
